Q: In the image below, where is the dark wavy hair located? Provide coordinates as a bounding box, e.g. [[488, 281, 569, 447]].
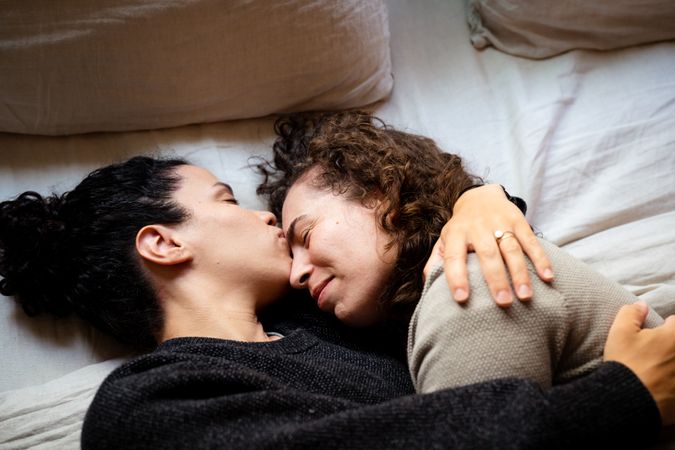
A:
[[0, 156, 188, 349], [256, 111, 481, 319]]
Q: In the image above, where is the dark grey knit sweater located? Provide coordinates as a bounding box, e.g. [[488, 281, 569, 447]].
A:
[[81, 296, 661, 449]]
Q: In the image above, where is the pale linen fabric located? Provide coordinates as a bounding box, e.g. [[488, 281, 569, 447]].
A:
[[0, 359, 124, 450], [467, 0, 675, 59], [0, 0, 392, 135], [1, 0, 675, 446], [408, 239, 664, 392]]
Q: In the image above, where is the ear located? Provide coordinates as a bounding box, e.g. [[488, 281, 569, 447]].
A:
[[136, 225, 192, 266]]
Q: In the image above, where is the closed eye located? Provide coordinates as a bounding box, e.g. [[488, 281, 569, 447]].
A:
[[301, 223, 315, 246], [223, 197, 239, 205]]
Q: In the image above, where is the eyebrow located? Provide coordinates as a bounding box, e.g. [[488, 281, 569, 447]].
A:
[[285, 214, 308, 245], [212, 182, 234, 196]]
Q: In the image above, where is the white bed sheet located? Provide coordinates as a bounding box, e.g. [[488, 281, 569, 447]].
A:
[[1, 0, 674, 446]]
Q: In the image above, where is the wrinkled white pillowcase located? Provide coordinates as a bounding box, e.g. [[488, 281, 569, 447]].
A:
[[0, 0, 392, 135], [467, 0, 675, 59]]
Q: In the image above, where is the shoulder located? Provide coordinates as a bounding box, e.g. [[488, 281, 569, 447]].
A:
[[420, 244, 569, 319], [410, 245, 571, 355]]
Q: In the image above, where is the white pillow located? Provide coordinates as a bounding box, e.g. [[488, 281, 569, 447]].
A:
[[467, 0, 675, 59], [0, 0, 392, 135]]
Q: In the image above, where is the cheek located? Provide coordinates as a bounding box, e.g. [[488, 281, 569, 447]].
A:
[[304, 234, 335, 265], [342, 257, 394, 319]]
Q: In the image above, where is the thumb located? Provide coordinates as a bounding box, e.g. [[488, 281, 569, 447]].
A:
[[608, 301, 648, 338], [604, 302, 649, 362], [423, 239, 443, 282]]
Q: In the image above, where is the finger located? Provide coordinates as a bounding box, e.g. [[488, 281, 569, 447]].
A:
[[497, 235, 533, 301], [515, 223, 554, 282], [423, 239, 443, 282], [472, 236, 513, 307], [442, 234, 470, 303]]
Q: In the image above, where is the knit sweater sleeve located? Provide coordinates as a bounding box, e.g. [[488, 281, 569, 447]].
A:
[[82, 355, 660, 449], [408, 238, 664, 392], [408, 250, 568, 391], [291, 363, 661, 450], [536, 240, 664, 383]]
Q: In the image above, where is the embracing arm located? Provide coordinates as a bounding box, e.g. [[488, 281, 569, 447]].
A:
[[82, 304, 673, 449], [81, 360, 660, 449], [289, 362, 659, 449], [82, 361, 660, 449]]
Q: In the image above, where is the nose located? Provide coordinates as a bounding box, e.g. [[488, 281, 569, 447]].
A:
[[289, 251, 312, 290], [256, 210, 277, 226]]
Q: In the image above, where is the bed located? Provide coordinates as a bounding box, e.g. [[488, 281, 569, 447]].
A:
[[1, 0, 674, 448]]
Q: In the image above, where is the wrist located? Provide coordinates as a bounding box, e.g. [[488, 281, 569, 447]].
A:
[[454, 183, 503, 212], [500, 185, 527, 215], [456, 183, 485, 199]]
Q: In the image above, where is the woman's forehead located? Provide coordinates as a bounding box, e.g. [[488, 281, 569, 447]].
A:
[[283, 178, 328, 213], [176, 165, 232, 192]]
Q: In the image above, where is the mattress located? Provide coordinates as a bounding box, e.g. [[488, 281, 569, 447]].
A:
[[1, 0, 674, 446]]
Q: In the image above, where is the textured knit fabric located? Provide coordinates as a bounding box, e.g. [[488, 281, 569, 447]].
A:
[[81, 295, 661, 449], [409, 238, 664, 393]]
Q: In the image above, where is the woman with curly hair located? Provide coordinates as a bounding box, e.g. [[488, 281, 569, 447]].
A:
[[257, 110, 664, 392]]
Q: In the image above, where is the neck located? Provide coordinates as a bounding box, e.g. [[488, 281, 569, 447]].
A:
[[158, 278, 279, 344]]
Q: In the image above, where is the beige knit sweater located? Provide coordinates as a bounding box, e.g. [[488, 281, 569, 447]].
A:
[[408, 238, 663, 393]]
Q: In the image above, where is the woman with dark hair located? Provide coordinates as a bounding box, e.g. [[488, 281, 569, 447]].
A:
[[258, 110, 664, 392], [0, 157, 290, 350], [1, 155, 674, 448], [0, 157, 190, 349]]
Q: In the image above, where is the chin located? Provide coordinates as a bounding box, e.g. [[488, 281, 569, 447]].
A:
[[336, 298, 388, 328], [335, 307, 377, 328]]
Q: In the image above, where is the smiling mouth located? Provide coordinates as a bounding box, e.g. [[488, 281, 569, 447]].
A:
[[311, 277, 334, 304]]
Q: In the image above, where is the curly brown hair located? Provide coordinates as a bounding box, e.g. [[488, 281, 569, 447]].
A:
[[256, 111, 481, 319]]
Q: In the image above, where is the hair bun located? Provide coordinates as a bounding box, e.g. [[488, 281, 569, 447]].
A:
[[0, 191, 72, 316]]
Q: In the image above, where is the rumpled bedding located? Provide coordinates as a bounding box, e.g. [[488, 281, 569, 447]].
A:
[[0, 0, 674, 448]]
